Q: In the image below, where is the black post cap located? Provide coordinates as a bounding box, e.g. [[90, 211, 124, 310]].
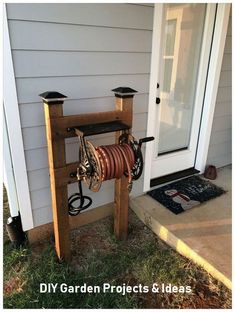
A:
[[111, 87, 138, 98], [39, 91, 67, 104]]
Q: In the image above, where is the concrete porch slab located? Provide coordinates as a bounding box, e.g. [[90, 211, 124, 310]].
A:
[[130, 166, 232, 289]]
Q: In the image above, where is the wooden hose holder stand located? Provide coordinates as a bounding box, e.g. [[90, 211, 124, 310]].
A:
[[40, 87, 137, 262]]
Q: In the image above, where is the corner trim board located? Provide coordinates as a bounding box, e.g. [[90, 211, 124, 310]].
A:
[[3, 4, 34, 231]]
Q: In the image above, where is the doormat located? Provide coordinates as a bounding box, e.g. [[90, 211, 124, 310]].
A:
[[147, 175, 225, 214]]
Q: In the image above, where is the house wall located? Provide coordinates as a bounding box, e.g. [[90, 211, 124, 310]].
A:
[[206, 11, 232, 168], [6, 3, 154, 227], [6, 3, 230, 229]]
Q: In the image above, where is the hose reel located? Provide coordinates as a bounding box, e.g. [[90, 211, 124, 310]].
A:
[[68, 133, 154, 216], [78, 133, 154, 192]]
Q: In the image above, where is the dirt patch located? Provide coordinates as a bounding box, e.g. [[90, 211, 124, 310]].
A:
[[115, 270, 230, 309], [70, 217, 114, 267], [4, 276, 25, 297]]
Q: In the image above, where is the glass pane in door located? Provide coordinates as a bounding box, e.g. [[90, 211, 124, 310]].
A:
[[158, 4, 206, 154]]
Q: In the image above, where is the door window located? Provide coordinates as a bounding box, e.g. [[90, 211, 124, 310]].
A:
[[158, 4, 206, 155]]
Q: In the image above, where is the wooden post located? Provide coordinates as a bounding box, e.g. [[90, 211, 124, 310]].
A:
[[112, 87, 137, 240], [39, 91, 71, 262]]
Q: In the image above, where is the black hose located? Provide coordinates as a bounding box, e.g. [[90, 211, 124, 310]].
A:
[[68, 180, 92, 216]]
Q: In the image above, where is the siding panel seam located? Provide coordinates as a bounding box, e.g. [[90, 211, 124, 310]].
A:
[[8, 18, 153, 32]]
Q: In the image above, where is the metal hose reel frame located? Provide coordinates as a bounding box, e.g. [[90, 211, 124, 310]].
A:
[[77, 134, 140, 193]]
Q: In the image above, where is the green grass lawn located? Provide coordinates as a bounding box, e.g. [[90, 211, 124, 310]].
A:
[[3, 187, 232, 309]]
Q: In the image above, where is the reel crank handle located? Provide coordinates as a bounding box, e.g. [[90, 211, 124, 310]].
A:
[[139, 136, 154, 148]]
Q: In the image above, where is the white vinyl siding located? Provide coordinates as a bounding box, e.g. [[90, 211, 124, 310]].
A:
[[6, 3, 153, 227], [206, 13, 232, 168]]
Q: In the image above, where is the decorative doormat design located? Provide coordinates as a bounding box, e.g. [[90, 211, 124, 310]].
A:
[[147, 175, 225, 214]]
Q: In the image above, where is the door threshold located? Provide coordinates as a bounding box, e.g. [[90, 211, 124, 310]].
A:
[[150, 167, 200, 188]]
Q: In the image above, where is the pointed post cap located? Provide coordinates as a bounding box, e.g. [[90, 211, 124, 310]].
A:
[[111, 87, 138, 98], [39, 91, 67, 104]]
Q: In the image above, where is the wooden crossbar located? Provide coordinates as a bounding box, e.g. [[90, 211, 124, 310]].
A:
[[48, 110, 129, 139]]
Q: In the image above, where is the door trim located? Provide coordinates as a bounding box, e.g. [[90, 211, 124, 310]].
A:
[[143, 3, 230, 192], [195, 4, 231, 172]]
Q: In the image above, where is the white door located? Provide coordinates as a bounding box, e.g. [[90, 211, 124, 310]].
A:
[[145, 4, 217, 185]]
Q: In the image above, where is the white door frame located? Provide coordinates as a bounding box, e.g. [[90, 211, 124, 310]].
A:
[[3, 4, 34, 230], [195, 4, 231, 172], [144, 3, 230, 192]]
